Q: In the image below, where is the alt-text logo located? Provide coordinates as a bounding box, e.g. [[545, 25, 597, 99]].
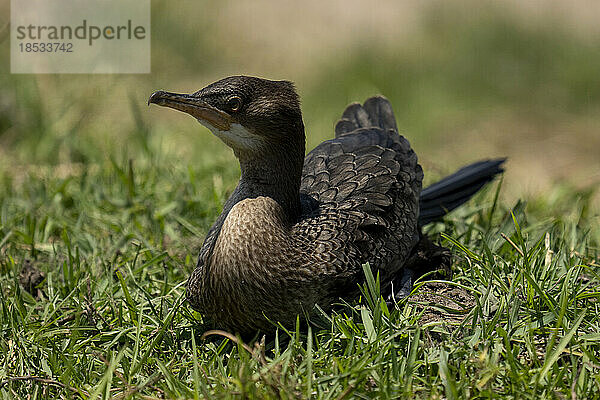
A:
[[11, 0, 150, 73]]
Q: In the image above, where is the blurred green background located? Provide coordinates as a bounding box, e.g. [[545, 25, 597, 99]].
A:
[[1, 0, 599, 206]]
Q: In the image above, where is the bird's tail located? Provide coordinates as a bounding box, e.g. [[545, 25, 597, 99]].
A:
[[418, 159, 506, 226]]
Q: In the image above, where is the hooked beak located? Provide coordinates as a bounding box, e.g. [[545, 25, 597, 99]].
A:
[[148, 90, 232, 131]]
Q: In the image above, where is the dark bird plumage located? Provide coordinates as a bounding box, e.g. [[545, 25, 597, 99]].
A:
[[149, 76, 505, 335]]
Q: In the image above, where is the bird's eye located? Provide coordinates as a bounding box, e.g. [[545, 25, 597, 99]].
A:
[[227, 96, 242, 113]]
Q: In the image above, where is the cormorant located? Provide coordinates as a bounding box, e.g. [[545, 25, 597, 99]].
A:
[[149, 76, 504, 335]]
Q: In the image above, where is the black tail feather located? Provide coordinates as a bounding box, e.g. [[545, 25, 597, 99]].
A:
[[418, 158, 506, 225]]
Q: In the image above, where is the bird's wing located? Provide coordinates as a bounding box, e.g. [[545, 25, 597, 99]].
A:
[[296, 97, 423, 285], [301, 129, 406, 212]]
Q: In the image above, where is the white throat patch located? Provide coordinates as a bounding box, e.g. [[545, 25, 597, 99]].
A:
[[200, 121, 264, 151]]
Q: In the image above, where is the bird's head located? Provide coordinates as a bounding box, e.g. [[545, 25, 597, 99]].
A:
[[149, 76, 305, 159]]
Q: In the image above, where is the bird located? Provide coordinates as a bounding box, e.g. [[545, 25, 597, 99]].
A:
[[149, 76, 505, 336]]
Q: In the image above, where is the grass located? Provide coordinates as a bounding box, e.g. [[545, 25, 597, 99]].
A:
[[1, 133, 599, 399], [1, 2, 600, 399]]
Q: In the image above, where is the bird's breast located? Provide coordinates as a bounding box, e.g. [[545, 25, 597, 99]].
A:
[[208, 196, 293, 282]]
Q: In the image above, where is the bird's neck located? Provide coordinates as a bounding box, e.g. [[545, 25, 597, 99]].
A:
[[236, 146, 304, 221]]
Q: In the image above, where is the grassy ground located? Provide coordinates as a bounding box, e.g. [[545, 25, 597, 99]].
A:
[[1, 2, 600, 399], [1, 143, 599, 399]]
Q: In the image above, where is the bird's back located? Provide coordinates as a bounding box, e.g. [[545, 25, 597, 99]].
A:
[[295, 96, 423, 300]]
